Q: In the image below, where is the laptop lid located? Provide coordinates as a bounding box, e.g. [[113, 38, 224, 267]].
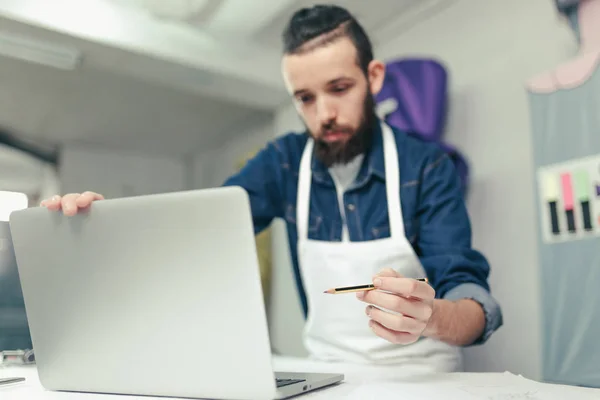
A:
[[9, 187, 279, 399]]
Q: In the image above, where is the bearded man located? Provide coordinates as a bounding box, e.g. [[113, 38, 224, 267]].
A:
[[42, 4, 502, 372]]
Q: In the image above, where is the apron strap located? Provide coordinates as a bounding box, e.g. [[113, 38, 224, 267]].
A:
[[296, 123, 405, 241], [381, 123, 405, 239], [297, 138, 314, 241]]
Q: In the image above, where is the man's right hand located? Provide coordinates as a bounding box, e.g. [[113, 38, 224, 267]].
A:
[[40, 191, 105, 216]]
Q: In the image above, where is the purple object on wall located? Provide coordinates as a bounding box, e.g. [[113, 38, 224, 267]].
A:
[[375, 58, 470, 195]]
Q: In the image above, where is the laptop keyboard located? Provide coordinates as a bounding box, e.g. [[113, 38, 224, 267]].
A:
[[276, 378, 306, 388]]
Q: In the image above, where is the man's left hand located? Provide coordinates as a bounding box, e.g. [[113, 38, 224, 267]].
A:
[[356, 268, 435, 345]]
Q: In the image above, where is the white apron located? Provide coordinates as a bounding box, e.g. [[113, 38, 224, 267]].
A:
[[296, 122, 463, 372]]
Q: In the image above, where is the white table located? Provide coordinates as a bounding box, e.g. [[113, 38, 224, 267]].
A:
[[1, 356, 599, 399]]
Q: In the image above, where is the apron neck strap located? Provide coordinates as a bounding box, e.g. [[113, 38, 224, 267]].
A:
[[381, 123, 403, 238], [296, 123, 405, 240], [297, 138, 314, 241]]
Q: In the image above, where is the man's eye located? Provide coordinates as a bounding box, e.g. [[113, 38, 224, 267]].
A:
[[332, 86, 349, 93], [300, 95, 314, 103]]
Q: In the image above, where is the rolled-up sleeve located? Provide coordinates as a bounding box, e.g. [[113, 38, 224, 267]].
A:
[[444, 283, 503, 345], [416, 151, 503, 345]]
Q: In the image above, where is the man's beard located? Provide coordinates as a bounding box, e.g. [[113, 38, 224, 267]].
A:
[[310, 93, 377, 168]]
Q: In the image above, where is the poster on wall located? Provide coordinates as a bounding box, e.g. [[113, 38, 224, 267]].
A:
[[537, 153, 600, 244]]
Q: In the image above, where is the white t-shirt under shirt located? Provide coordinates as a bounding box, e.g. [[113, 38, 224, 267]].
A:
[[328, 154, 364, 242]]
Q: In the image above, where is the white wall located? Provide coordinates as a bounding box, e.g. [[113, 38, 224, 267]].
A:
[[375, 0, 577, 379], [59, 144, 187, 198], [192, 114, 276, 189]]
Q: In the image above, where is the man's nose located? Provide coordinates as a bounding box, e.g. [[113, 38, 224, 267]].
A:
[[316, 98, 337, 125]]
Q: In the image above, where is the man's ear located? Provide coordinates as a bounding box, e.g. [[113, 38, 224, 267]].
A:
[[367, 60, 386, 95]]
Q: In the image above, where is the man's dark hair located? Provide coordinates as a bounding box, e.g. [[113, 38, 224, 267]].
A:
[[282, 5, 374, 73]]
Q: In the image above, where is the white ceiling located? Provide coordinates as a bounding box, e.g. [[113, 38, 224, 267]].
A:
[[0, 0, 455, 156], [0, 0, 287, 109], [0, 52, 273, 156], [0, 12, 276, 157], [110, 0, 213, 21]]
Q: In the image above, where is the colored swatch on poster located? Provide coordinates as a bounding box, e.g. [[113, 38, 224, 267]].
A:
[[560, 173, 576, 233], [541, 173, 561, 235], [537, 154, 600, 244], [573, 169, 593, 231]]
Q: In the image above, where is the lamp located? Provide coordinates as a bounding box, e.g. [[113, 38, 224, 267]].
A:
[[0, 191, 28, 223]]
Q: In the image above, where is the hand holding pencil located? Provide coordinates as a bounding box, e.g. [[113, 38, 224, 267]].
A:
[[342, 268, 435, 345]]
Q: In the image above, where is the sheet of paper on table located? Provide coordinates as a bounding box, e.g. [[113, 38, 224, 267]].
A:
[[273, 356, 599, 400], [345, 371, 598, 400]]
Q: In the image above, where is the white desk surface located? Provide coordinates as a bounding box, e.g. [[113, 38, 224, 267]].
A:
[[1, 356, 599, 399]]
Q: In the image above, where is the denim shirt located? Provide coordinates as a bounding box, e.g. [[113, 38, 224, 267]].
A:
[[223, 121, 503, 345]]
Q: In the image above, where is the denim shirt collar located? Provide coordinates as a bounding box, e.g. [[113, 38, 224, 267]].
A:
[[310, 120, 386, 188]]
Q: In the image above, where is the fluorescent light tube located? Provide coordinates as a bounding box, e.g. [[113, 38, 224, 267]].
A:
[[0, 30, 81, 70]]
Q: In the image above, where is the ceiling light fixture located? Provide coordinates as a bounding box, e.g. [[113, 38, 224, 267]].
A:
[[0, 30, 82, 70]]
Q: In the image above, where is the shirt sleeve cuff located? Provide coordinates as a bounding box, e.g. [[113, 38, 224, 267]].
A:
[[442, 283, 503, 346]]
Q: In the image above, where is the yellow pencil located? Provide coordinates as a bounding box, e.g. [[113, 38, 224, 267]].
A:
[[323, 278, 428, 294]]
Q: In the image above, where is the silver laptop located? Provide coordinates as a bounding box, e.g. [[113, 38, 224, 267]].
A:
[[9, 186, 343, 399]]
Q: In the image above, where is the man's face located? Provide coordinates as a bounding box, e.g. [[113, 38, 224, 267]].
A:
[[282, 36, 385, 166]]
